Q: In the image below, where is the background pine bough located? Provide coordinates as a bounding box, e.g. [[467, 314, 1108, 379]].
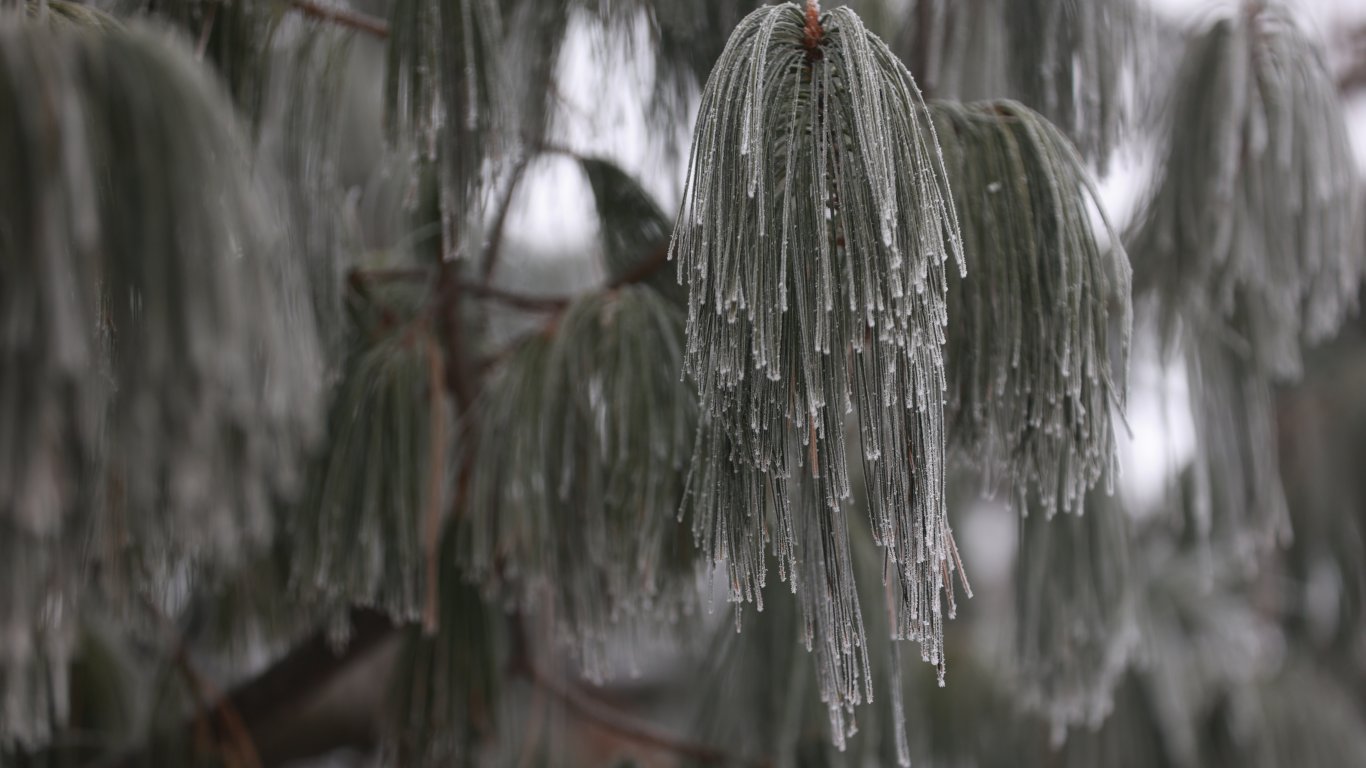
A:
[[2, 0, 1365, 766]]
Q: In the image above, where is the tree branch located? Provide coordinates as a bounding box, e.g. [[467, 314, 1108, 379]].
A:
[[481, 155, 535, 283], [523, 662, 770, 768], [605, 243, 671, 291], [287, 0, 390, 39], [91, 610, 399, 768]]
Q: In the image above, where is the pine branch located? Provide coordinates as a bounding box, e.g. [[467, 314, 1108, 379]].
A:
[[523, 662, 771, 768], [480, 154, 534, 282], [1, 28, 325, 742], [92, 610, 398, 768], [1130, 2, 1360, 380], [462, 287, 698, 677], [146, 598, 263, 768], [288, 0, 390, 39]]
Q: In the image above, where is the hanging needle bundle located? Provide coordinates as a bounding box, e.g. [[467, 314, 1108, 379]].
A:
[[1130, 1, 1359, 380], [291, 283, 452, 627], [1013, 490, 1136, 738], [932, 99, 1131, 517], [671, 0, 967, 715], [384, 532, 504, 768], [1184, 323, 1290, 557], [1, 21, 322, 744], [463, 286, 698, 680], [386, 0, 503, 255]]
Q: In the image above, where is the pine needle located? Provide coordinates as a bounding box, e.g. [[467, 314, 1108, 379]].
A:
[[1129, 2, 1360, 380], [291, 284, 451, 625], [932, 99, 1132, 517], [1013, 491, 1136, 736], [0, 20, 323, 745], [463, 286, 699, 679], [671, 2, 966, 701]]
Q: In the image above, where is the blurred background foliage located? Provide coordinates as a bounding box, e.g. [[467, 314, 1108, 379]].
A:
[[3, 0, 1366, 766]]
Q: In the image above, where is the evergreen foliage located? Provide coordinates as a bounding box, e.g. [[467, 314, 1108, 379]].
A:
[[2, 0, 1365, 765], [291, 282, 451, 625], [1131, 1, 1359, 379], [0, 21, 321, 743], [1013, 491, 1135, 735], [933, 99, 1131, 516], [897, 0, 1143, 169], [463, 286, 697, 679], [672, 2, 966, 695]]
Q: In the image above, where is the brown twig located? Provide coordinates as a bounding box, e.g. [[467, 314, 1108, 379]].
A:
[[523, 663, 770, 767], [803, 0, 824, 61], [605, 243, 671, 291], [287, 0, 390, 39], [93, 610, 397, 768], [455, 279, 571, 313], [422, 330, 447, 635], [195, 4, 217, 61], [481, 155, 535, 283], [141, 598, 262, 768], [348, 267, 572, 313]]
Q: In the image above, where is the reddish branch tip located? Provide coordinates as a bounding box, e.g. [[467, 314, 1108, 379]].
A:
[[803, 0, 824, 60]]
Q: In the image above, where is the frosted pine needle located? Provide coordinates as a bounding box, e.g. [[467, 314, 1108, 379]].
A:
[[672, 1, 966, 698], [932, 99, 1132, 517], [1185, 325, 1290, 557], [463, 287, 698, 679], [0, 22, 322, 744], [898, 0, 1143, 171], [386, 0, 503, 254], [384, 536, 504, 768], [1130, 2, 1360, 380], [1003, 0, 1139, 172], [1013, 491, 1136, 736], [291, 286, 452, 625]]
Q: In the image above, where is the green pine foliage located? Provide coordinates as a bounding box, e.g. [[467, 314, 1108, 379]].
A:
[[0, 22, 321, 743], [384, 536, 504, 768], [933, 99, 1131, 516], [1013, 491, 1135, 735], [1131, 2, 1359, 379], [386, 0, 503, 251], [291, 284, 451, 624], [672, 0, 967, 693], [463, 286, 698, 679], [3, 0, 1366, 764]]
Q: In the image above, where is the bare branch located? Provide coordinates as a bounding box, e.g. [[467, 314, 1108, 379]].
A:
[[288, 0, 390, 39]]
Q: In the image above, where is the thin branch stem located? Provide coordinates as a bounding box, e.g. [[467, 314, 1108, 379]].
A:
[[287, 0, 390, 39], [195, 4, 218, 61], [455, 279, 570, 312], [348, 267, 572, 313], [524, 663, 770, 768], [141, 597, 262, 768], [604, 243, 671, 291], [481, 155, 535, 283], [422, 329, 447, 635]]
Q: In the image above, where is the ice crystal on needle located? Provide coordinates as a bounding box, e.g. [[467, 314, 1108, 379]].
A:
[[672, 1, 967, 704]]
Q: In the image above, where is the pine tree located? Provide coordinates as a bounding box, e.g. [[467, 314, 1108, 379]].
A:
[[2, 0, 1365, 766]]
